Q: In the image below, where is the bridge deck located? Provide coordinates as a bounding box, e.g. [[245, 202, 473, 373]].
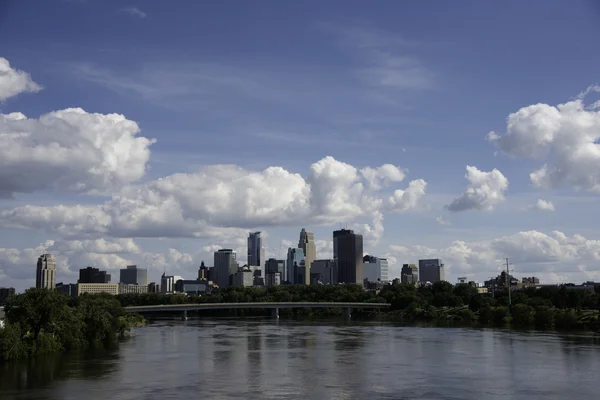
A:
[[125, 302, 389, 313]]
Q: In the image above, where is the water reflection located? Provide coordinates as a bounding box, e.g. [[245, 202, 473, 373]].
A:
[[1, 320, 600, 400]]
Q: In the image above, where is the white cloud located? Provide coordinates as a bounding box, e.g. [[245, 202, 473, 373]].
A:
[[527, 199, 555, 212], [436, 216, 451, 226], [386, 179, 428, 212], [360, 164, 405, 190], [388, 230, 600, 284], [488, 94, 600, 192], [446, 166, 508, 212], [121, 7, 147, 19], [0, 57, 41, 101], [0, 108, 156, 197], [0, 156, 426, 239]]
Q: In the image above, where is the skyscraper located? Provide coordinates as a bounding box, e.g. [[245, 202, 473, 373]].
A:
[[419, 259, 445, 283], [79, 266, 111, 283], [298, 228, 316, 285], [334, 229, 363, 285], [363, 255, 389, 282], [119, 265, 148, 286], [286, 247, 305, 284], [247, 231, 265, 268], [36, 254, 56, 289], [214, 249, 239, 289], [401, 264, 419, 284]]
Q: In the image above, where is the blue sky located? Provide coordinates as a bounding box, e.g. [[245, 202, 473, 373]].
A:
[[1, 0, 600, 290]]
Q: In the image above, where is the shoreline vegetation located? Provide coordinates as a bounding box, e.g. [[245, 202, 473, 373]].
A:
[[2, 281, 599, 362]]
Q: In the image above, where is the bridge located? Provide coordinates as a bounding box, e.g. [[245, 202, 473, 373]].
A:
[[125, 302, 390, 320]]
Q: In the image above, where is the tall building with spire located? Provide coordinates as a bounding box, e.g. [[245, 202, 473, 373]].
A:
[[247, 231, 265, 268], [298, 228, 316, 285], [36, 254, 56, 289]]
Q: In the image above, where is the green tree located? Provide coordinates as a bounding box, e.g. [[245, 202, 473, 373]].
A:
[[511, 304, 535, 326]]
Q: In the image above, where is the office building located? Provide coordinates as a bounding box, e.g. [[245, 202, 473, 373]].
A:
[[79, 267, 111, 283], [77, 283, 119, 296], [55, 282, 77, 297], [286, 247, 305, 284], [265, 258, 286, 279], [214, 249, 239, 289], [401, 264, 419, 284], [161, 273, 175, 294], [334, 229, 364, 285], [175, 280, 207, 295], [247, 232, 266, 268], [198, 261, 210, 281], [119, 283, 149, 294], [363, 255, 389, 282], [119, 265, 148, 286], [36, 254, 56, 290], [298, 229, 316, 285], [0, 287, 15, 304], [419, 259, 445, 283], [148, 282, 160, 293], [310, 259, 338, 285], [232, 267, 254, 287], [265, 272, 281, 287]]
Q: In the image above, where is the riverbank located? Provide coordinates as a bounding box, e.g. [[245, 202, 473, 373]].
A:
[[0, 289, 145, 362]]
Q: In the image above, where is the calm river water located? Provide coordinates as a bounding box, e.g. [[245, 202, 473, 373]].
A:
[[1, 319, 600, 399]]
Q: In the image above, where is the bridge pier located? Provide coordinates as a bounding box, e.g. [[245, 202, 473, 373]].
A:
[[271, 307, 279, 319], [182, 310, 188, 321], [343, 307, 352, 320]]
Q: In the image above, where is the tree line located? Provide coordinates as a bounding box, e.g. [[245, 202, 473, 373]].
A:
[[0, 289, 143, 362]]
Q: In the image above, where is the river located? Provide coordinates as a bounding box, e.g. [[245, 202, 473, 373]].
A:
[[1, 319, 599, 399]]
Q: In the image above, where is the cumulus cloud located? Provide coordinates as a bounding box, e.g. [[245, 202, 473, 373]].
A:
[[488, 93, 600, 192], [527, 199, 555, 212], [0, 57, 41, 101], [446, 166, 508, 212], [0, 108, 156, 197], [0, 156, 426, 239], [360, 164, 405, 190], [388, 230, 600, 284]]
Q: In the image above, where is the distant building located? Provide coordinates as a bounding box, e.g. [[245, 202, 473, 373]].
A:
[[161, 273, 175, 294], [310, 259, 338, 285], [419, 259, 445, 283], [298, 229, 316, 285], [232, 267, 254, 287], [55, 282, 77, 297], [247, 232, 266, 268], [119, 284, 149, 294], [36, 254, 56, 290], [265, 258, 286, 279], [334, 229, 364, 285], [286, 248, 305, 284], [77, 283, 119, 296], [265, 272, 281, 287], [198, 261, 210, 281], [148, 282, 160, 293], [119, 265, 148, 286], [175, 280, 207, 295], [457, 277, 468, 284], [0, 287, 16, 304], [522, 277, 540, 286], [363, 255, 389, 282], [401, 264, 418, 284], [214, 249, 239, 289], [79, 267, 111, 283]]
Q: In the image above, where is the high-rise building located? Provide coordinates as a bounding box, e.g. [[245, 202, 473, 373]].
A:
[[286, 247, 305, 284], [310, 259, 338, 284], [247, 232, 266, 268], [0, 287, 15, 304], [79, 267, 111, 283], [334, 229, 363, 285], [119, 265, 148, 286], [265, 258, 286, 276], [363, 255, 389, 282], [401, 264, 419, 284], [232, 267, 254, 287], [55, 282, 77, 297], [198, 261, 210, 281], [418, 259, 445, 283], [214, 249, 239, 289], [148, 282, 160, 293], [298, 229, 316, 285], [36, 254, 56, 290], [161, 273, 175, 294]]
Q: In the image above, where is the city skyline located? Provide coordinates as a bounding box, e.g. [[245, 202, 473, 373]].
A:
[[2, 1, 600, 292]]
